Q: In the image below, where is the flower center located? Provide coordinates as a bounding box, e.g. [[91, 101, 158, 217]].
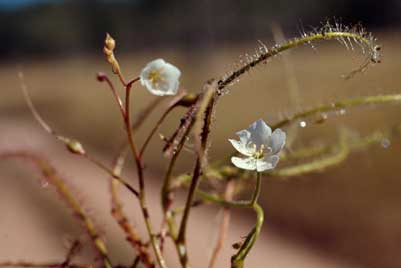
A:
[[148, 70, 162, 85], [252, 144, 265, 159]]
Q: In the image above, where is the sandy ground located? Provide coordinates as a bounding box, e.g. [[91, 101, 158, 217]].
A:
[[0, 121, 360, 268], [2, 35, 401, 267]]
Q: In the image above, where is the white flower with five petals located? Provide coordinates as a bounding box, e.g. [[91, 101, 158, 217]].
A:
[[140, 58, 181, 96], [229, 119, 286, 172]]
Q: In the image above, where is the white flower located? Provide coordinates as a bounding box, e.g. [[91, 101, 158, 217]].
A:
[[229, 119, 286, 172], [140, 58, 181, 96]]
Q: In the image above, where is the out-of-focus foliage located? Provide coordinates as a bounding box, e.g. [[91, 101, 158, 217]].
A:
[[0, 0, 400, 58]]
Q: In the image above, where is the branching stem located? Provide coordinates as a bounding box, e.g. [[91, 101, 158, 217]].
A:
[[123, 79, 167, 268]]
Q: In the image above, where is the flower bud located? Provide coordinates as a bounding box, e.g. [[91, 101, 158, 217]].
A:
[[96, 72, 107, 82], [104, 33, 115, 51], [66, 140, 86, 155], [177, 93, 198, 107], [103, 33, 121, 74]]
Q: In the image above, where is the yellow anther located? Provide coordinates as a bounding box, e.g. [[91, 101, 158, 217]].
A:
[[148, 70, 161, 83], [252, 143, 265, 159]]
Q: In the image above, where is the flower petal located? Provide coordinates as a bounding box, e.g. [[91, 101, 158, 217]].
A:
[[161, 62, 181, 94], [140, 58, 181, 96], [270, 128, 286, 154], [231, 156, 257, 171], [228, 139, 254, 156], [248, 119, 272, 147], [256, 155, 279, 172], [256, 160, 273, 172], [140, 59, 165, 85], [145, 58, 165, 69], [236, 129, 251, 144]]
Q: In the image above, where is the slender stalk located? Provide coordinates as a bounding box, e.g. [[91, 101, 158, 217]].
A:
[[231, 204, 264, 268], [160, 140, 185, 240], [123, 80, 167, 268], [227, 93, 401, 159], [218, 30, 379, 91], [133, 97, 166, 131], [160, 103, 198, 247], [272, 94, 401, 130], [109, 144, 155, 268], [176, 159, 202, 267], [20, 71, 139, 198], [84, 154, 139, 197], [140, 105, 175, 157], [158, 135, 190, 257], [2, 152, 112, 268], [140, 91, 191, 158], [250, 172, 262, 206], [97, 73, 126, 117], [231, 172, 264, 268], [110, 176, 155, 268], [63, 240, 81, 266], [175, 82, 218, 267], [195, 173, 261, 209], [161, 152, 181, 238], [111, 94, 173, 180], [195, 190, 251, 208]]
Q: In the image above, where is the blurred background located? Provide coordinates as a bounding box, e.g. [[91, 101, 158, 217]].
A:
[[1, 0, 401, 268]]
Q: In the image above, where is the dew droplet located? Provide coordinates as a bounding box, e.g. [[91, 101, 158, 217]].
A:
[[380, 138, 391, 149], [299, 121, 307, 128], [315, 113, 328, 124]]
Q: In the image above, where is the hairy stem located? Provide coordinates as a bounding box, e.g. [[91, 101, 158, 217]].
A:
[[218, 29, 379, 91], [175, 81, 218, 267], [226, 93, 401, 160], [176, 159, 202, 267], [272, 94, 401, 130], [1, 152, 112, 268]]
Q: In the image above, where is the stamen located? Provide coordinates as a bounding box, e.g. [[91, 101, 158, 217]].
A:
[[252, 144, 265, 159]]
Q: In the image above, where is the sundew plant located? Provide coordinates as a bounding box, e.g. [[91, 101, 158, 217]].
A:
[[1, 21, 400, 268]]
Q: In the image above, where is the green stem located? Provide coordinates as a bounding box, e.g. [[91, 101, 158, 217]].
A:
[[218, 30, 378, 91], [250, 172, 262, 206], [272, 94, 401, 130], [160, 119, 194, 242], [159, 104, 198, 257], [231, 173, 264, 268], [196, 190, 251, 208], [167, 185, 267, 268], [227, 93, 401, 160]]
